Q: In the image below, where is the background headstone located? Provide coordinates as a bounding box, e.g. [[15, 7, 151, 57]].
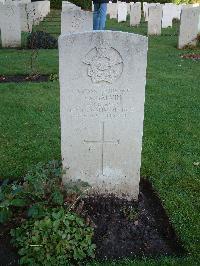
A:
[[145, 3, 160, 22], [59, 31, 148, 199], [162, 3, 173, 28], [143, 2, 148, 21], [109, 2, 117, 19], [18, 3, 33, 32], [62, 1, 81, 12], [148, 4, 162, 35], [130, 2, 141, 26], [61, 9, 92, 35], [118, 2, 127, 22], [178, 7, 200, 49], [0, 4, 21, 47]]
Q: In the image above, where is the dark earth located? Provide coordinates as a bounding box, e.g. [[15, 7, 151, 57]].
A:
[[181, 54, 200, 60], [0, 178, 185, 265], [0, 75, 50, 83]]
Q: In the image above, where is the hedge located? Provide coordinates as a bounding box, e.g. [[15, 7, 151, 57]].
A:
[[50, 0, 91, 10], [50, 0, 199, 10]]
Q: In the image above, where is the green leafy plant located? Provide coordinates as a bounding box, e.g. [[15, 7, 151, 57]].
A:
[[0, 179, 27, 224], [0, 161, 90, 223], [49, 73, 59, 82], [27, 31, 58, 49], [11, 208, 96, 265]]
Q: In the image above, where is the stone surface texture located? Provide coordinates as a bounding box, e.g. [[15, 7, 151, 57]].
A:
[[109, 2, 117, 19], [118, 2, 127, 22], [0, 4, 21, 47], [130, 2, 141, 26], [178, 6, 200, 49], [61, 9, 92, 35], [18, 3, 33, 32], [59, 31, 148, 200], [62, 1, 80, 12], [148, 4, 162, 35], [162, 3, 173, 28]]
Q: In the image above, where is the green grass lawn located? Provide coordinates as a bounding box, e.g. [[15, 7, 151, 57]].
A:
[[0, 10, 200, 266]]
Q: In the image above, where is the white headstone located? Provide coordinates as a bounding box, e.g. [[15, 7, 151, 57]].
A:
[[143, 2, 148, 21], [0, 4, 21, 47], [62, 1, 80, 12], [127, 2, 130, 15], [172, 4, 182, 20], [162, 4, 183, 29], [130, 2, 141, 27], [26, 1, 50, 26], [17, 3, 33, 32], [178, 7, 200, 49], [118, 2, 127, 22], [148, 4, 162, 35], [145, 3, 160, 22], [35, 1, 50, 24], [107, 1, 112, 15], [162, 3, 173, 28], [59, 31, 148, 200], [109, 3, 117, 19], [61, 9, 93, 35]]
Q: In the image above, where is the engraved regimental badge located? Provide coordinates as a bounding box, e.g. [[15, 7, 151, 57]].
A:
[[82, 41, 123, 84]]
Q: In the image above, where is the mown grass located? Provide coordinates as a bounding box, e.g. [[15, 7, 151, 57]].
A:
[[0, 82, 60, 178], [0, 9, 200, 265]]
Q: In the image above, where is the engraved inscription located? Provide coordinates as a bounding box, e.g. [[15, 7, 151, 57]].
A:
[[68, 86, 134, 119], [82, 41, 123, 84], [84, 122, 120, 175]]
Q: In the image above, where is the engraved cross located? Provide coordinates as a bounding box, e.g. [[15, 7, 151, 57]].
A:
[[84, 122, 120, 175]]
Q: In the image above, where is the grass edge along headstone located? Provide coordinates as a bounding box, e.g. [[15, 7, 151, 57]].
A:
[[59, 31, 148, 200]]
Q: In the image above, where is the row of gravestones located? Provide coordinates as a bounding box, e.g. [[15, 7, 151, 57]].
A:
[[105, 2, 200, 48], [0, 0, 50, 47]]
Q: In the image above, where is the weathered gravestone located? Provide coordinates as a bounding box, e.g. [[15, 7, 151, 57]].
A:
[[148, 4, 162, 35], [172, 4, 182, 20], [145, 3, 160, 22], [118, 2, 127, 22], [107, 1, 112, 15], [127, 2, 131, 15], [62, 1, 80, 12], [143, 2, 148, 21], [31, 1, 50, 25], [61, 9, 92, 35], [162, 3, 173, 28], [130, 2, 141, 26], [18, 3, 33, 32], [178, 7, 200, 49], [109, 2, 118, 19], [0, 4, 21, 47], [59, 31, 148, 199]]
